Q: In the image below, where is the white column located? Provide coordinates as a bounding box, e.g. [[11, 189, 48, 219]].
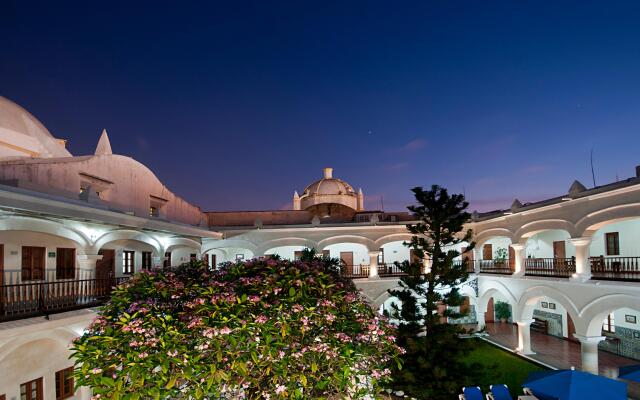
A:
[[574, 334, 605, 374], [511, 243, 526, 276], [423, 257, 432, 274], [516, 319, 535, 355], [368, 251, 380, 279], [476, 310, 486, 332], [568, 237, 592, 281], [77, 254, 103, 279], [473, 248, 482, 273], [153, 255, 163, 267]]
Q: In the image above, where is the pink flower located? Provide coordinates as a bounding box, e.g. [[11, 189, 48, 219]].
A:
[[255, 315, 268, 324], [275, 384, 286, 394]]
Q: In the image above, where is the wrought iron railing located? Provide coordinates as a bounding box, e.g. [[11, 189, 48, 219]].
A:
[[478, 260, 513, 274], [590, 256, 640, 282], [340, 264, 370, 279], [377, 263, 406, 277], [0, 277, 129, 322], [453, 259, 476, 274], [525, 257, 575, 278]]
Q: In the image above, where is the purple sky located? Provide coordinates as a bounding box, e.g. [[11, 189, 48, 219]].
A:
[[2, 1, 640, 213]]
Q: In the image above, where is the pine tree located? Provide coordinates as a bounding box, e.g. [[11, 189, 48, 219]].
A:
[[387, 185, 477, 399]]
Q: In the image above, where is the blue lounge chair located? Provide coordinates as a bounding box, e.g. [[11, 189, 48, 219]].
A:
[[459, 386, 484, 400], [487, 384, 513, 400]]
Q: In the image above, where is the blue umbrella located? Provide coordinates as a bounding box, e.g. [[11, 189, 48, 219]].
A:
[[619, 364, 640, 382], [522, 369, 627, 400]]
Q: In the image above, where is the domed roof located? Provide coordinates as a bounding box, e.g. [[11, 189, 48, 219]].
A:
[[0, 96, 72, 158], [301, 168, 355, 197]]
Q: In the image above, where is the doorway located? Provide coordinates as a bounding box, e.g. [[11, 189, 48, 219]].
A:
[[339, 252, 353, 266], [96, 249, 115, 278]]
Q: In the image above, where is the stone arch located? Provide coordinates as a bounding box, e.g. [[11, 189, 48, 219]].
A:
[[515, 285, 580, 323], [318, 235, 377, 251], [371, 284, 404, 310], [255, 237, 320, 257], [201, 238, 258, 255], [474, 228, 514, 248], [0, 326, 78, 364], [92, 229, 162, 254], [165, 237, 202, 253], [575, 203, 640, 237], [459, 284, 478, 307], [478, 279, 518, 314], [374, 233, 414, 248], [579, 294, 640, 337], [0, 216, 90, 251], [514, 219, 577, 243]]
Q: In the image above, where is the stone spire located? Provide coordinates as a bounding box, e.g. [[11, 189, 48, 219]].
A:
[[511, 198, 523, 212], [94, 129, 113, 156], [357, 188, 364, 211], [293, 191, 301, 210], [568, 180, 587, 196]]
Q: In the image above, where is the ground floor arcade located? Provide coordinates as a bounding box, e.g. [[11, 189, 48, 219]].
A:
[[483, 322, 640, 399]]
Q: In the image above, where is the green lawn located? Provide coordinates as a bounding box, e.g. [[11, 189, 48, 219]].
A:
[[463, 339, 546, 397]]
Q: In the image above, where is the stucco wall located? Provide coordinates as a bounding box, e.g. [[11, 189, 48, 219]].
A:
[[0, 231, 85, 284], [0, 155, 206, 226]]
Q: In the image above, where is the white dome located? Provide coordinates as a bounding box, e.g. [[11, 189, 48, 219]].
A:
[[0, 96, 72, 159], [297, 168, 363, 213]]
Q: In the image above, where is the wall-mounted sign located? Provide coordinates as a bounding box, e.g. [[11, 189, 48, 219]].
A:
[[48, 252, 56, 258], [10, 250, 18, 255], [548, 303, 556, 310], [541, 302, 548, 308], [626, 315, 637, 324]]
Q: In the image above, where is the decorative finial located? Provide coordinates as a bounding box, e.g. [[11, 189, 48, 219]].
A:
[[95, 129, 113, 155]]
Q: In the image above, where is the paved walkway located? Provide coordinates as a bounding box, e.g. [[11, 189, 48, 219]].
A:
[[483, 322, 640, 399]]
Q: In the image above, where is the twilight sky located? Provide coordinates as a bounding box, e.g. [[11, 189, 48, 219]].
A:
[[2, 1, 640, 212]]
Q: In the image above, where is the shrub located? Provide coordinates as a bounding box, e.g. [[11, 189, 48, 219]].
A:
[[494, 301, 512, 321], [72, 258, 402, 399]]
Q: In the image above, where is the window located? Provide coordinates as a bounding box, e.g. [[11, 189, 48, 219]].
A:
[[605, 232, 620, 256], [149, 206, 159, 217], [20, 377, 43, 400], [190, 253, 197, 261], [603, 313, 615, 333], [163, 252, 171, 268], [142, 251, 152, 270], [55, 367, 74, 399], [56, 248, 76, 279], [1, 394, 5, 400], [123, 251, 135, 274], [21, 246, 46, 281], [149, 196, 167, 218]]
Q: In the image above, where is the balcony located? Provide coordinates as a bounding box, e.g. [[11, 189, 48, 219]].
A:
[[0, 277, 128, 322], [478, 260, 513, 275], [340, 264, 370, 279], [377, 263, 407, 277], [590, 256, 640, 282], [525, 257, 576, 278]]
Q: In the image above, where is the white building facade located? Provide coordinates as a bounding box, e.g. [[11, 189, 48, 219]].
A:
[[1, 96, 640, 397]]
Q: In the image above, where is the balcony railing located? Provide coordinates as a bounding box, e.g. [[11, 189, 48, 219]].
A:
[[478, 260, 513, 275], [525, 257, 575, 278], [378, 263, 406, 277], [590, 256, 640, 282], [0, 277, 128, 322], [340, 264, 370, 279]]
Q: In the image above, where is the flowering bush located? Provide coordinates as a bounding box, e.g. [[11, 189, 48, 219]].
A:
[[72, 258, 402, 399]]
